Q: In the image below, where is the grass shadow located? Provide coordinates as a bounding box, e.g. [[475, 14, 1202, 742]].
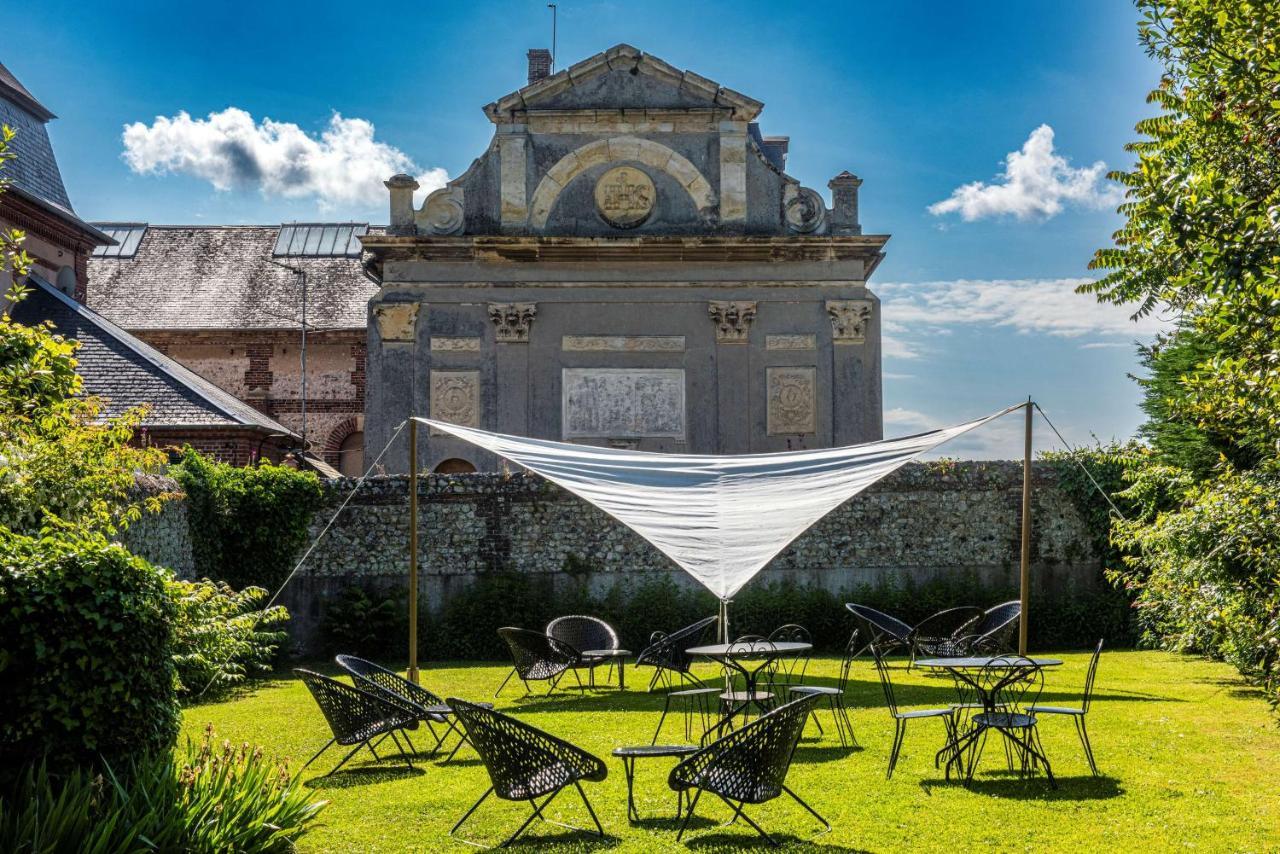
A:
[[792, 744, 864, 764], [303, 765, 425, 789], [921, 773, 1123, 801], [684, 830, 870, 851]]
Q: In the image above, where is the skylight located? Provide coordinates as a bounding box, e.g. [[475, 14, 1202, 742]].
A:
[[91, 223, 148, 258], [273, 223, 368, 258]]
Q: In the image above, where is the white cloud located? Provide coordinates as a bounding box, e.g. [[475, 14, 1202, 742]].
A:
[[876, 278, 1169, 347], [122, 108, 447, 210], [928, 125, 1121, 221]]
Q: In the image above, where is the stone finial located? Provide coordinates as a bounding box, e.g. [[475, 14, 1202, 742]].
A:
[[708, 300, 757, 343], [488, 302, 537, 343], [385, 174, 420, 233], [826, 299, 873, 344], [828, 171, 863, 236], [527, 49, 552, 84]]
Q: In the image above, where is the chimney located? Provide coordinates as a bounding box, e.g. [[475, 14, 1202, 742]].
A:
[[385, 173, 420, 234], [828, 171, 863, 235], [761, 136, 790, 170], [527, 49, 552, 85]]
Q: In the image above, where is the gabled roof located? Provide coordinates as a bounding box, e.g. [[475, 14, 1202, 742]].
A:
[[0, 60, 74, 216], [484, 44, 763, 122], [86, 225, 380, 331], [10, 275, 300, 439]]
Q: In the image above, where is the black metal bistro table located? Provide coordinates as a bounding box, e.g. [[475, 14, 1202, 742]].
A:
[[915, 656, 1062, 782], [612, 744, 699, 821], [687, 640, 812, 736]]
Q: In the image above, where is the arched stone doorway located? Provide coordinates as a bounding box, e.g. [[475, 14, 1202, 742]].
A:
[[434, 458, 477, 474]]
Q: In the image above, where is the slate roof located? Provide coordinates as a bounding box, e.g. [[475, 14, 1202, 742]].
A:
[[10, 275, 300, 438], [86, 225, 381, 331], [0, 61, 74, 215]]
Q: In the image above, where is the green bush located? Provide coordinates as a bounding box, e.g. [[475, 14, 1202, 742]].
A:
[[170, 578, 290, 700], [173, 447, 323, 591], [0, 529, 179, 773], [322, 569, 1134, 663], [0, 727, 326, 853]]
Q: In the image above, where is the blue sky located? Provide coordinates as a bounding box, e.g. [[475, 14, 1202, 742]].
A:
[[9, 0, 1162, 457]]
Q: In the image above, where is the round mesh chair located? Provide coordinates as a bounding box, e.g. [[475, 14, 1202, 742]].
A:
[[447, 698, 608, 846], [936, 601, 1022, 657], [335, 654, 490, 762], [845, 603, 914, 658], [909, 606, 984, 665], [635, 615, 719, 692], [495, 627, 582, 697], [669, 693, 829, 845], [547, 615, 626, 688], [295, 668, 419, 776]]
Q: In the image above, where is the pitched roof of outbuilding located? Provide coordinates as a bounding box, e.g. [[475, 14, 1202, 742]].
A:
[[86, 225, 380, 331], [10, 275, 300, 438]]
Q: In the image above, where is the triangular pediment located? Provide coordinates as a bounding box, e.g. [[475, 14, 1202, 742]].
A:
[[484, 44, 763, 122]]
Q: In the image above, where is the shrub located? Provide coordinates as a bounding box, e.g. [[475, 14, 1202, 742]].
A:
[[0, 529, 179, 773], [173, 447, 323, 591], [0, 727, 326, 853], [170, 578, 290, 700], [322, 570, 1133, 663]]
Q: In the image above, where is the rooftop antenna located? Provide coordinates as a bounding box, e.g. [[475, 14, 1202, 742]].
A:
[[548, 4, 557, 70]]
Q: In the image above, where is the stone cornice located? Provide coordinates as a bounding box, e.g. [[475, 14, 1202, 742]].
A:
[[359, 234, 891, 266]]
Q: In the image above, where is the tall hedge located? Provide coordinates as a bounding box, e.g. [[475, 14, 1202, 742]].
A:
[[0, 530, 179, 772], [174, 448, 323, 591]]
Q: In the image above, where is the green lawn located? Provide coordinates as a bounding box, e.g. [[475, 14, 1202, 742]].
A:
[[182, 650, 1280, 852]]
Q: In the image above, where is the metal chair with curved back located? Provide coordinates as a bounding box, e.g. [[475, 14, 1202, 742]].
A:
[[1029, 639, 1103, 775], [295, 668, 419, 776], [447, 698, 608, 847], [789, 629, 859, 748], [335, 654, 489, 762], [635, 615, 720, 692], [669, 693, 829, 846], [762, 624, 813, 699], [546, 614, 624, 688], [495, 627, 582, 697], [962, 655, 1054, 785], [718, 636, 780, 729], [870, 645, 954, 779], [938, 601, 1022, 657]]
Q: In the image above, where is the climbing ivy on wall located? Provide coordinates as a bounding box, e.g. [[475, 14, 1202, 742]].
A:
[[173, 448, 323, 591]]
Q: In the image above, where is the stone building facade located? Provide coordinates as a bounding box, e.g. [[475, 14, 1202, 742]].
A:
[[362, 45, 890, 473]]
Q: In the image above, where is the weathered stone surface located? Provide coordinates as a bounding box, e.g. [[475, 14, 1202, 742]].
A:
[[562, 335, 685, 352], [488, 303, 537, 342], [562, 367, 685, 438], [767, 366, 816, 435], [374, 302, 420, 343], [430, 336, 482, 352], [708, 300, 757, 343], [827, 299, 874, 344], [430, 371, 480, 433], [766, 334, 816, 351]]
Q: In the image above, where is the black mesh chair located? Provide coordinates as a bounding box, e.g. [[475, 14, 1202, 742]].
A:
[[546, 615, 624, 687], [635, 615, 719, 692], [937, 600, 1022, 657], [845, 604, 914, 657], [295, 668, 419, 776], [870, 646, 955, 779], [789, 630, 859, 747], [447, 698, 608, 847], [718, 636, 780, 729], [495, 627, 581, 697], [1029, 639, 1103, 775], [334, 655, 489, 762], [669, 693, 828, 846], [762, 624, 812, 699], [962, 655, 1054, 785], [909, 606, 984, 665]]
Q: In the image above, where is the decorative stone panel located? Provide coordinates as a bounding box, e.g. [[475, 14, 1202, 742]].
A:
[[562, 335, 685, 352], [826, 299, 874, 344], [766, 334, 816, 351], [562, 368, 685, 439], [767, 366, 817, 435], [708, 300, 757, 343], [374, 302, 420, 344], [431, 337, 482, 352], [430, 371, 480, 435], [488, 303, 537, 343]]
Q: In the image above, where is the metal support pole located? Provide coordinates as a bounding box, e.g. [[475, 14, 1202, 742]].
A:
[[1018, 398, 1032, 656], [408, 418, 420, 684], [299, 270, 307, 454]]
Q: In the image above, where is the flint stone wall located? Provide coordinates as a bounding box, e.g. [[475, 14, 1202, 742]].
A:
[[120, 476, 195, 577], [279, 461, 1100, 652]]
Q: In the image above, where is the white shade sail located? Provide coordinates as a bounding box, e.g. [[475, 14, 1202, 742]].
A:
[[416, 404, 1022, 600]]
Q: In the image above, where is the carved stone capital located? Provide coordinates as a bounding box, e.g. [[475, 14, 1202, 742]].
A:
[[373, 301, 420, 343], [488, 302, 537, 343], [708, 300, 757, 343], [826, 299, 874, 344]]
